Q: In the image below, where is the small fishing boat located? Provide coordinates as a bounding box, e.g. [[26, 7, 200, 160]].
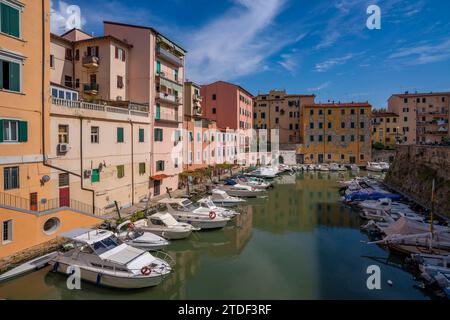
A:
[[344, 191, 402, 203], [158, 198, 230, 230], [136, 212, 198, 240], [0, 252, 58, 283], [209, 189, 247, 207], [217, 184, 266, 198], [116, 221, 170, 251], [49, 228, 174, 289], [359, 209, 396, 223]]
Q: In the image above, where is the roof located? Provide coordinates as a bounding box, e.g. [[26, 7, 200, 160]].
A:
[[392, 92, 450, 98], [74, 35, 133, 48], [60, 28, 93, 39], [50, 33, 72, 45], [304, 102, 372, 108], [59, 228, 113, 244], [255, 93, 316, 99], [150, 174, 170, 181], [202, 81, 254, 98], [104, 21, 187, 53]]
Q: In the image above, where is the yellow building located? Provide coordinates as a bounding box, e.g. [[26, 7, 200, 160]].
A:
[[371, 111, 400, 147], [0, 0, 102, 260], [297, 103, 372, 165]]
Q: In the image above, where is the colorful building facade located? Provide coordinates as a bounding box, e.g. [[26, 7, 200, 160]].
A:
[[371, 111, 400, 147]]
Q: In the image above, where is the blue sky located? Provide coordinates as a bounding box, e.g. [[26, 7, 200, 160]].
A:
[[51, 0, 450, 108]]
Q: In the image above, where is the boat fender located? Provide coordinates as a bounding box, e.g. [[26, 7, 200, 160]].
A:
[[52, 262, 59, 273], [128, 223, 136, 231], [96, 273, 102, 285], [141, 266, 151, 276], [209, 211, 217, 220]]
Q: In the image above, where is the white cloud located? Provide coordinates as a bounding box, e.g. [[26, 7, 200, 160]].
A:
[[314, 54, 355, 72], [50, 0, 86, 34], [185, 0, 288, 83], [389, 39, 450, 65], [307, 82, 330, 92]]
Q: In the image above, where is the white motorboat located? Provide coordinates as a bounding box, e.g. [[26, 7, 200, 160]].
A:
[[379, 162, 390, 171], [359, 209, 396, 223], [366, 162, 384, 172], [329, 163, 347, 171], [246, 167, 278, 179], [317, 164, 330, 172], [217, 184, 266, 198], [209, 189, 247, 207], [116, 221, 170, 251], [346, 164, 360, 172], [158, 198, 230, 230], [49, 228, 173, 289], [359, 198, 412, 213], [411, 254, 450, 273], [237, 177, 272, 190], [136, 212, 198, 240], [196, 197, 240, 218]]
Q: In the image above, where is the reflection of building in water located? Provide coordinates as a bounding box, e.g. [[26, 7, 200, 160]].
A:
[[253, 173, 357, 233], [314, 203, 361, 229], [159, 206, 253, 299]]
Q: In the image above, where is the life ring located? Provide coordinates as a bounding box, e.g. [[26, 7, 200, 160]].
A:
[[209, 211, 217, 220], [141, 266, 151, 276], [128, 223, 136, 231]]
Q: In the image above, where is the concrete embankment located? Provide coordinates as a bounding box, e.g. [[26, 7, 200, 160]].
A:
[[384, 145, 450, 218]]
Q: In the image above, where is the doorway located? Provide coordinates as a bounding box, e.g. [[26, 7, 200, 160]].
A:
[[30, 193, 38, 211], [318, 154, 324, 164], [59, 187, 70, 207], [349, 156, 356, 164], [154, 180, 161, 197]]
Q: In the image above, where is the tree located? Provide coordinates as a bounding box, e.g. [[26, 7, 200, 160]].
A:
[[373, 142, 385, 150], [179, 170, 195, 196]]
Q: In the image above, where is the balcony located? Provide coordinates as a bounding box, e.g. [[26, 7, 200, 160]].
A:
[[155, 110, 182, 124], [193, 94, 203, 102], [156, 45, 183, 67], [157, 91, 182, 105], [51, 97, 150, 120], [82, 55, 100, 68], [84, 83, 99, 95], [193, 106, 203, 117]]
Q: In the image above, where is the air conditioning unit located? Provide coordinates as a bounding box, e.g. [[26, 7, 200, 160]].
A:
[[58, 143, 70, 153]]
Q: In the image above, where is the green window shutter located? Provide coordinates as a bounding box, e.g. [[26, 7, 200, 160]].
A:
[[156, 104, 160, 120], [0, 120, 4, 142], [8, 5, 19, 38], [9, 62, 20, 92], [18, 121, 27, 142], [156, 61, 161, 74], [91, 169, 99, 183], [1, 4, 10, 35], [139, 128, 144, 142], [117, 127, 124, 143]]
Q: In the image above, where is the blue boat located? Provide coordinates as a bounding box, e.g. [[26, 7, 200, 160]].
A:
[[345, 191, 402, 202]]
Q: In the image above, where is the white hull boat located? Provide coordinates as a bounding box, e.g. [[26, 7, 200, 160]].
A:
[[217, 184, 265, 198], [0, 252, 58, 283], [197, 198, 240, 218], [367, 162, 384, 172], [116, 221, 170, 251], [136, 212, 198, 240], [209, 189, 247, 207], [159, 198, 230, 230], [49, 229, 173, 289]]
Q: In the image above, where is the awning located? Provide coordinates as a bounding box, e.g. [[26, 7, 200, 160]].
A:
[[150, 174, 169, 181]]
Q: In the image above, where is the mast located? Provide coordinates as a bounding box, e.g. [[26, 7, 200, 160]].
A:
[[429, 179, 435, 250]]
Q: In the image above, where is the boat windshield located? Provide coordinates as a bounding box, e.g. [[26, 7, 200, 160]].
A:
[[92, 236, 120, 255], [181, 199, 197, 210]]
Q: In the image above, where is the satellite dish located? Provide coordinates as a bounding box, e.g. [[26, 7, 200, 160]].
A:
[[41, 175, 51, 183]]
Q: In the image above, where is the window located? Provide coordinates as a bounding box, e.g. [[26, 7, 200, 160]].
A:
[[65, 48, 73, 61], [404, 117, 408, 122], [310, 110, 314, 116], [328, 135, 332, 142], [275, 118, 279, 124], [360, 109, 365, 115], [318, 135, 323, 142], [197, 132, 201, 142], [318, 123, 323, 129], [91, 169, 100, 183], [117, 165, 125, 179], [117, 127, 124, 143], [360, 154, 365, 160], [1, 2, 20, 38], [212, 108, 217, 114], [360, 135, 365, 142], [261, 112, 266, 119], [404, 98, 408, 103], [154, 128, 163, 142], [59, 173, 69, 187], [64, 75, 72, 88], [351, 109, 355, 115], [156, 160, 165, 172], [328, 110, 332, 115], [351, 122, 355, 129], [350, 135, 355, 142], [360, 122, 365, 129], [289, 124, 293, 130], [1, 119, 26, 142], [139, 128, 145, 143], [174, 69, 179, 82], [115, 47, 125, 61], [2, 220, 12, 243], [75, 79, 80, 88], [0, 58, 21, 92], [138, 163, 146, 175], [328, 122, 332, 129], [3, 167, 19, 190], [58, 125, 69, 143], [75, 49, 80, 61], [341, 122, 345, 129], [117, 76, 124, 89], [50, 55, 55, 68], [310, 123, 314, 129], [91, 126, 99, 143], [341, 136, 345, 142], [156, 60, 161, 74], [310, 135, 314, 142], [212, 94, 216, 100]]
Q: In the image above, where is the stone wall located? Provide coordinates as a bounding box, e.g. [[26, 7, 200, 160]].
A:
[[384, 145, 450, 218], [372, 149, 397, 163]]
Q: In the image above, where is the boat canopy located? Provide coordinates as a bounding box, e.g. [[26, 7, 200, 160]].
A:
[[150, 212, 180, 226], [158, 198, 192, 206], [59, 228, 114, 245]]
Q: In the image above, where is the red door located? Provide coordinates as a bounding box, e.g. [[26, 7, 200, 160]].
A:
[[59, 187, 70, 207], [30, 193, 38, 211]]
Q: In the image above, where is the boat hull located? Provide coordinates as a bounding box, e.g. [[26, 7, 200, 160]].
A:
[[48, 260, 168, 289], [139, 227, 192, 240]]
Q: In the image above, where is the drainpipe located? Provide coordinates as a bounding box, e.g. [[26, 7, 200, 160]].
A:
[[79, 118, 96, 214], [130, 121, 135, 205]]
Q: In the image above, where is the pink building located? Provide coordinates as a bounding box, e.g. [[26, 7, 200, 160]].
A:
[[104, 21, 186, 197], [201, 81, 253, 132]]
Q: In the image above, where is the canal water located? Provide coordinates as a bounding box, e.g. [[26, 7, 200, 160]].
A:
[[0, 172, 430, 300]]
